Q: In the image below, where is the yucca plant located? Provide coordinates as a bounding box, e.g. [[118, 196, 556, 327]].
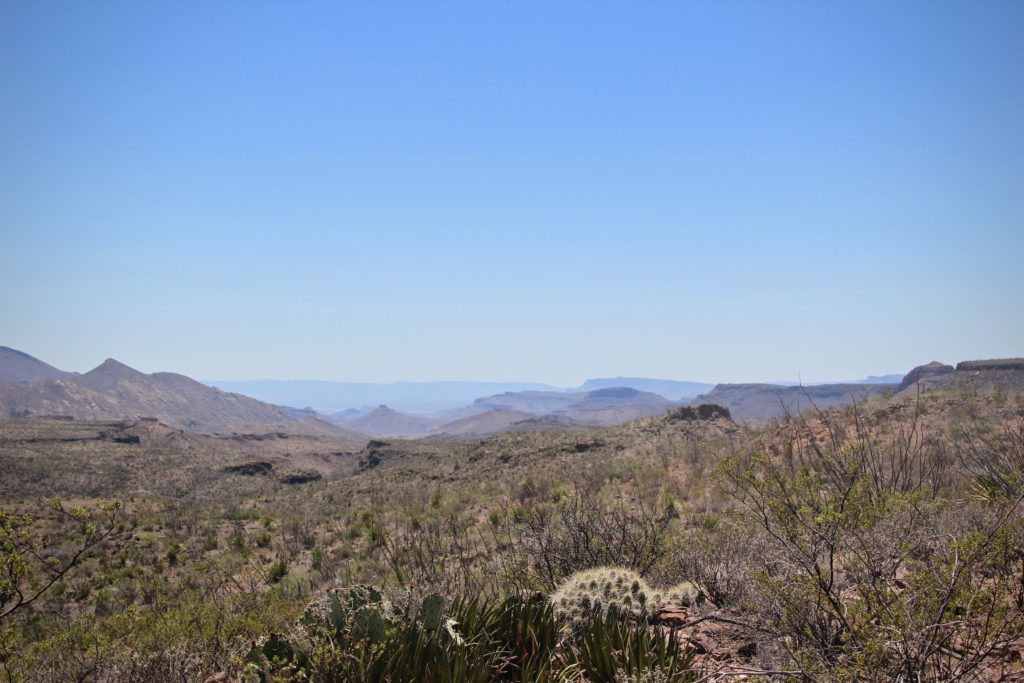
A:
[[567, 608, 696, 683], [466, 593, 560, 682], [247, 586, 697, 682], [371, 596, 500, 683]]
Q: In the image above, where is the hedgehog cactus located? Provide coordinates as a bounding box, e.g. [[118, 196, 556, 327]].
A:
[[653, 581, 705, 608], [551, 567, 706, 627], [550, 567, 655, 624]]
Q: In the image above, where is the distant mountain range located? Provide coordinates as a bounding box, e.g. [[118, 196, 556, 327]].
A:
[[6, 344, 1018, 439], [202, 378, 723, 415], [690, 361, 1024, 420], [203, 380, 567, 414], [327, 386, 682, 438], [0, 347, 694, 438], [205, 374, 899, 415], [0, 347, 362, 437]]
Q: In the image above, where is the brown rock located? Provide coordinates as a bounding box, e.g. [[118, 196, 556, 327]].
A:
[[203, 673, 235, 683]]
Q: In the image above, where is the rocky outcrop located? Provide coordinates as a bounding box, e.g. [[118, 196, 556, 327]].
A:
[[897, 361, 954, 392], [279, 471, 321, 485], [224, 461, 274, 476], [357, 440, 393, 470], [667, 404, 732, 421]]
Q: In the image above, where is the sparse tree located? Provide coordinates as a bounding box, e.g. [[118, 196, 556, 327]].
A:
[[1, 498, 120, 622]]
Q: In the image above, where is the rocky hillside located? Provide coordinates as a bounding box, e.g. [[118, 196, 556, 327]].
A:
[[426, 408, 542, 440], [691, 382, 894, 420]]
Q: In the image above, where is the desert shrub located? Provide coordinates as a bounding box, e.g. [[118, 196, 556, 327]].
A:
[[370, 506, 494, 596], [11, 585, 300, 682], [722, 412, 1024, 679], [504, 487, 674, 591], [955, 422, 1024, 501], [570, 608, 695, 683], [267, 558, 288, 584], [255, 529, 272, 548], [668, 513, 764, 607], [1, 499, 120, 624]]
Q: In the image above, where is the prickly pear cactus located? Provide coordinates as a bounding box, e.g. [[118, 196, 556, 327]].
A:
[[417, 593, 445, 631], [302, 582, 399, 645], [245, 633, 307, 682]]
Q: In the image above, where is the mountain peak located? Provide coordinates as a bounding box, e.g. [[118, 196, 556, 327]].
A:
[[346, 405, 439, 437], [78, 357, 148, 391], [89, 358, 144, 376]]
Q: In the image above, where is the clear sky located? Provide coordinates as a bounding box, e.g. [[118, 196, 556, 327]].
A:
[[1, 1, 1021, 385]]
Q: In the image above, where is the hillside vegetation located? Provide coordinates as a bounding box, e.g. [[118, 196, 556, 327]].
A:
[[2, 384, 1024, 681]]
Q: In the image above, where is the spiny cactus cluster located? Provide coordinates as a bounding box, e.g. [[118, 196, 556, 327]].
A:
[[550, 567, 705, 627], [551, 567, 652, 624], [652, 581, 704, 609]]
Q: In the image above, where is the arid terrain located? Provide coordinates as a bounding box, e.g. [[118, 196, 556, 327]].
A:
[[2, 352, 1024, 681]]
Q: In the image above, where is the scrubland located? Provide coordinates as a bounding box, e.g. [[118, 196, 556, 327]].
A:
[[3, 387, 1024, 681]]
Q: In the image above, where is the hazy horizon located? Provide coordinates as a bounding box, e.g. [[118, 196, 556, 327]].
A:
[[2, 1, 1021, 386], [3, 343, 913, 387]]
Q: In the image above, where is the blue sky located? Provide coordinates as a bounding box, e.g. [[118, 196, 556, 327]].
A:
[[1, 1, 1021, 385]]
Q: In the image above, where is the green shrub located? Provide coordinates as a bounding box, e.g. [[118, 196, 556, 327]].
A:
[[267, 558, 288, 584]]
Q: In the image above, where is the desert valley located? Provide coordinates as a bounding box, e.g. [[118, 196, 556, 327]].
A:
[[4, 2, 1021, 680], [3, 347, 1024, 680]]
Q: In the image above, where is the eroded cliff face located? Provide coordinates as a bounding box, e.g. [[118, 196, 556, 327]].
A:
[[894, 358, 1024, 398], [898, 361, 955, 392]]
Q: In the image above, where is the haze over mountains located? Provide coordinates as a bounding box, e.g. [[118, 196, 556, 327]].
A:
[[205, 380, 571, 414], [207, 375, 898, 416], [3, 345, 1021, 440]]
